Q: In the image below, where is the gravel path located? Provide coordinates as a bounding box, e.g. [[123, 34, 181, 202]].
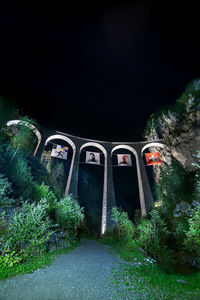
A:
[[0, 239, 128, 300]]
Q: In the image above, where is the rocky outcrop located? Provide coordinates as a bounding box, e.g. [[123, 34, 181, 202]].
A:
[[144, 78, 200, 180]]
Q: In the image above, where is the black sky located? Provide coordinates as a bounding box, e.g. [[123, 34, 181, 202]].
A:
[[0, 1, 200, 141]]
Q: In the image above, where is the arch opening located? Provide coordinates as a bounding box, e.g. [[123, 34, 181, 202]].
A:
[[6, 120, 41, 156], [79, 142, 107, 235], [111, 145, 140, 221], [141, 142, 165, 200], [42, 135, 76, 197]]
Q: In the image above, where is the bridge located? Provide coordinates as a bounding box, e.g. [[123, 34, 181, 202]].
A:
[[7, 120, 165, 234]]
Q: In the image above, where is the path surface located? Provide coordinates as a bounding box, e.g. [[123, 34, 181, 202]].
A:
[[0, 239, 126, 300]]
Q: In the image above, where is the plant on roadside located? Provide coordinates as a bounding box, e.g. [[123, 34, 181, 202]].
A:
[[0, 173, 14, 207], [4, 152, 34, 201], [0, 199, 55, 257], [111, 206, 135, 241], [33, 182, 58, 220], [183, 205, 200, 257], [55, 194, 84, 238], [136, 209, 173, 272]]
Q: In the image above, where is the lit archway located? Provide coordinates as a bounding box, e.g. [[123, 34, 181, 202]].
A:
[[141, 142, 165, 156], [7, 120, 41, 156], [111, 145, 146, 216], [80, 142, 107, 235], [45, 134, 76, 196], [141, 142, 165, 198]]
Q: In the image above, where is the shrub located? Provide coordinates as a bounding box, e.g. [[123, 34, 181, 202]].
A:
[[154, 157, 195, 227], [136, 210, 173, 271], [0, 246, 28, 268], [183, 206, 200, 256], [174, 218, 189, 248], [55, 195, 84, 237], [0, 212, 8, 237], [192, 150, 200, 201], [0, 199, 54, 256], [111, 207, 135, 240], [33, 182, 57, 219], [6, 153, 34, 200], [0, 173, 14, 207]]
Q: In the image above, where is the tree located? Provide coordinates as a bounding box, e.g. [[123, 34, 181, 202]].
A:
[[154, 157, 195, 221]]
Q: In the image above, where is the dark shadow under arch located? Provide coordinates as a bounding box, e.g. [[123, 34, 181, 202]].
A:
[[112, 148, 140, 221], [41, 138, 73, 196], [78, 146, 104, 235]]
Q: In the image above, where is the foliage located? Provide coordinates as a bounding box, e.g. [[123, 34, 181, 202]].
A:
[[41, 150, 67, 196], [184, 206, 200, 256], [0, 199, 54, 256], [111, 207, 135, 240], [0, 212, 8, 237], [0, 96, 19, 128], [55, 195, 84, 237], [50, 161, 66, 194], [99, 237, 200, 299], [5, 115, 38, 155], [154, 157, 195, 224], [6, 152, 35, 201], [192, 150, 200, 201], [33, 182, 58, 219], [0, 239, 80, 280], [174, 218, 189, 248], [136, 209, 173, 271], [27, 155, 54, 187], [0, 173, 14, 207], [0, 246, 28, 268]]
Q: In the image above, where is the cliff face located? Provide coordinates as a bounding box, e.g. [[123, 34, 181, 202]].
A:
[[144, 78, 200, 181]]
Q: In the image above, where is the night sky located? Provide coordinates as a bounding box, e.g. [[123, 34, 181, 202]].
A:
[[0, 1, 200, 142]]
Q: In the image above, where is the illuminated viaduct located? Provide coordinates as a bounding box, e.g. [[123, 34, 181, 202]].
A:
[[7, 120, 165, 235]]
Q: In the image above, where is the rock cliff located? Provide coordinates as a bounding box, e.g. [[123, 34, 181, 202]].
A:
[[144, 78, 200, 181]]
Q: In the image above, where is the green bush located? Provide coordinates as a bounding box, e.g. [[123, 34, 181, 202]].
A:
[[154, 157, 195, 225], [55, 195, 84, 237], [27, 155, 54, 188], [111, 207, 135, 241], [0, 246, 28, 268], [184, 206, 200, 256], [33, 182, 57, 219], [5, 153, 35, 201], [0, 173, 14, 207], [0, 212, 8, 237], [136, 210, 173, 271], [0, 199, 54, 256], [192, 150, 200, 201], [174, 217, 189, 248]]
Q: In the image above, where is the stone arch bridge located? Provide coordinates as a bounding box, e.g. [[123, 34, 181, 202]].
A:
[[7, 120, 165, 235]]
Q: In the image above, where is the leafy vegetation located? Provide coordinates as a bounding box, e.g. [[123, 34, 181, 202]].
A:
[[99, 237, 200, 299], [55, 195, 84, 237], [0, 239, 80, 280], [111, 206, 135, 240], [100, 147, 200, 298], [0, 81, 200, 297], [0, 96, 85, 278], [0, 173, 14, 207]]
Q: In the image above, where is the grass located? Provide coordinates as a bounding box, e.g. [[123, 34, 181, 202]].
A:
[[99, 235, 200, 300], [0, 239, 80, 280]]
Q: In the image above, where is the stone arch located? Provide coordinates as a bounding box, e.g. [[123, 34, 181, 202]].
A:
[[6, 120, 41, 156], [111, 144, 146, 216], [141, 142, 165, 156], [44, 134, 76, 196], [141, 142, 165, 199], [80, 142, 107, 235]]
